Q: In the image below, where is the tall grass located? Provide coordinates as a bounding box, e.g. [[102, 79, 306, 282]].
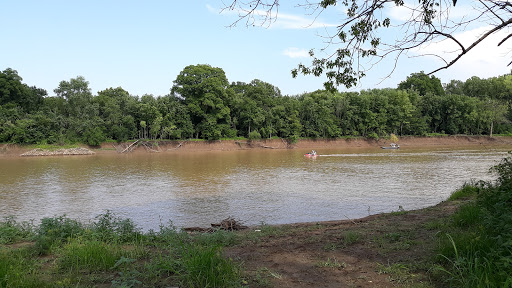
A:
[[437, 155, 512, 287], [0, 212, 243, 287], [179, 244, 241, 288], [57, 239, 123, 272], [447, 181, 481, 201], [0, 248, 48, 288]]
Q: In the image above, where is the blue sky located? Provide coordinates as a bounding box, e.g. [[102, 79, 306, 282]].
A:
[[1, 1, 511, 97]]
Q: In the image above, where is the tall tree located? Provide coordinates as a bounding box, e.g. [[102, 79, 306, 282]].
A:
[[171, 64, 234, 140], [54, 76, 104, 144], [95, 87, 136, 141], [398, 72, 445, 96], [0, 68, 46, 112]]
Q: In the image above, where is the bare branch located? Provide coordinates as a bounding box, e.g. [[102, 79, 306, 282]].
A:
[[498, 33, 512, 46], [430, 17, 512, 74], [222, 0, 512, 89]]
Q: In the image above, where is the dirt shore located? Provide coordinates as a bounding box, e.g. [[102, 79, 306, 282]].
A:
[[227, 199, 462, 287], [2, 135, 511, 157]]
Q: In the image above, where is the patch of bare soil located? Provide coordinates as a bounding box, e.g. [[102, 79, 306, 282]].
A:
[[226, 201, 461, 288]]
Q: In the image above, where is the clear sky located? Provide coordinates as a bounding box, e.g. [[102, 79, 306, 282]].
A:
[[1, 1, 511, 97]]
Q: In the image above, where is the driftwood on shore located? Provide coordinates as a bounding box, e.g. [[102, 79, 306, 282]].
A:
[[183, 217, 248, 233], [235, 141, 285, 149], [120, 139, 140, 153], [20, 148, 95, 157]]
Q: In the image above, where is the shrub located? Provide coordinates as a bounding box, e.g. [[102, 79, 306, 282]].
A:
[[91, 211, 142, 243], [448, 182, 481, 201], [248, 130, 261, 140], [35, 216, 85, 254], [0, 217, 34, 244], [367, 132, 379, 140]]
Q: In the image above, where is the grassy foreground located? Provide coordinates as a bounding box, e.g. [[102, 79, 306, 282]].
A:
[[1, 156, 512, 287]]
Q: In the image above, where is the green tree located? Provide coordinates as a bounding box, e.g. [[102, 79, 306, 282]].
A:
[[0, 68, 46, 112], [95, 87, 137, 141], [231, 80, 280, 138], [171, 64, 233, 140], [444, 79, 465, 95], [298, 90, 340, 138], [54, 76, 96, 119], [156, 95, 194, 139], [384, 89, 414, 135], [398, 72, 445, 96], [54, 76, 102, 143]]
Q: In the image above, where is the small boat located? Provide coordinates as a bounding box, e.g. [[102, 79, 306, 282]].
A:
[[304, 150, 318, 158], [381, 143, 400, 149]]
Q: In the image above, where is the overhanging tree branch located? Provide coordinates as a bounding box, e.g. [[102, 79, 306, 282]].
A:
[[222, 0, 512, 89], [430, 17, 512, 73]]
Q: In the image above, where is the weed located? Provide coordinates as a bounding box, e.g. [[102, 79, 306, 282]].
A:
[[111, 257, 141, 288], [378, 263, 415, 284], [385, 232, 402, 243], [0, 216, 34, 244], [450, 202, 481, 228], [323, 243, 338, 251], [253, 267, 278, 287], [92, 211, 142, 243], [316, 257, 345, 268], [423, 219, 445, 230], [343, 231, 362, 245]]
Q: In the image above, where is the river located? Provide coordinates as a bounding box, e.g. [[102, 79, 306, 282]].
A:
[[0, 146, 509, 230]]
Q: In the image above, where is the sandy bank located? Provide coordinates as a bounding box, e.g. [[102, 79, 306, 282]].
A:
[[105, 135, 511, 152], [1, 135, 511, 157]]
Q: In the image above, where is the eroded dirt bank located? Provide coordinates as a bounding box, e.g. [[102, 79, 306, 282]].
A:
[[1, 135, 511, 157], [107, 135, 512, 152]]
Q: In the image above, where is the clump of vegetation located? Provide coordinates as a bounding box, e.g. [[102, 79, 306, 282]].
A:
[[0, 213, 244, 288], [436, 154, 512, 287], [0, 216, 34, 244], [389, 133, 399, 143]]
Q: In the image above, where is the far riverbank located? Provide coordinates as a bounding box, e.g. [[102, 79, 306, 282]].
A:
[[1, 135, 512, 157]]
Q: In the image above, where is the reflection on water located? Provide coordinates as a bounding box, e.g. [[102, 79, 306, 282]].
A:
[[0, 146, 509, 230]]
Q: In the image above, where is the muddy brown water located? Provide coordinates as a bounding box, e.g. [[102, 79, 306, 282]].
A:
[[0, 146, 509, 230]]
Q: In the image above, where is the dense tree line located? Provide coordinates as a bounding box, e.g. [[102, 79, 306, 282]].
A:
[[1, 65, 512, 145]]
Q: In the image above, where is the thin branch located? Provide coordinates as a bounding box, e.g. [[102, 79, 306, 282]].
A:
[[430, 17, 512, 74], [498, 32, 512, 46]]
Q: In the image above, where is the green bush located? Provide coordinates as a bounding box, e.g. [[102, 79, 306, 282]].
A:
[[91, 211, 142, 243], [367, 132, 379, 140], [35, 216, 85, 254], [0, 217, 34, 244], [448, 182, 481, 201], [248, 130, 261, 140]]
